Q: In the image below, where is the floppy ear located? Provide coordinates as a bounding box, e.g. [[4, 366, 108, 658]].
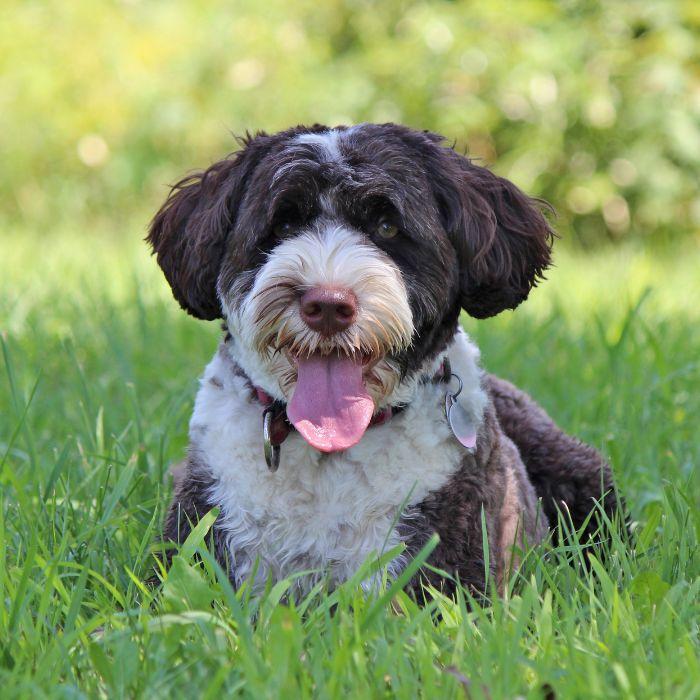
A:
[[432, 146, 555, 319], [147, 134, 269, 320]]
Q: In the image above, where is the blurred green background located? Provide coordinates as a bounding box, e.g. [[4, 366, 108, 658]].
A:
[[3, 0, 700, 247], [2, 4, 700, 695]]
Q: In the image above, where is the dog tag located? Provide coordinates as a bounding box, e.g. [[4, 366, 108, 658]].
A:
[[444, 373, 477, 451], [447, 398, 477, 450], [263, 409, 281, 472]]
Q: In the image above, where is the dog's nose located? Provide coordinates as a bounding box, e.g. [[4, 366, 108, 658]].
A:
[[300, 287, 357, 336]]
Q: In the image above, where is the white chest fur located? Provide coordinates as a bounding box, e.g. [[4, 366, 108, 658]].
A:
[[189, 328, 486, 591]]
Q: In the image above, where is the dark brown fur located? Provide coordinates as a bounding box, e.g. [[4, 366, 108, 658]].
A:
[[403, 404, 548, 598], [160, 450, 231, 573], [147, 124, 555, 373], [486, 374, 623, 542], [400, 376, 623, 598]]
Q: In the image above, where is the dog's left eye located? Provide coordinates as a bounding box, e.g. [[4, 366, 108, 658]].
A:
[[273, 221, 297, 238], [375, 221, 399, 239]]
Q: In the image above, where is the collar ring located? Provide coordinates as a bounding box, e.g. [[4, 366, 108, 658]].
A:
[[262, 408, 281, 472]]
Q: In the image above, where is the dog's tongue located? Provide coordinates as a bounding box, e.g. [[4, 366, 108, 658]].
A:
[[288, 353, 374, 453]]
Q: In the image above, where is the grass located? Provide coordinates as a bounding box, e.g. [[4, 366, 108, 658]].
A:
[[1, 228, 699, 698]]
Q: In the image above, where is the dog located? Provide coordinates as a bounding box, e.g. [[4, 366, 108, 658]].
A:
[[148, 123, 621, 597]]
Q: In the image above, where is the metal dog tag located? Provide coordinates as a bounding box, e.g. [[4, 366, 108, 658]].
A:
[[446, 396, 477, 450], [444, 372, 477, 451], [263, 409, 281, 472]]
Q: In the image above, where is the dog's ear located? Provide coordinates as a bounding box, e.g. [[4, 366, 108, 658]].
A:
[[431, 144, 555, 319], [147, 134, 270, 320]]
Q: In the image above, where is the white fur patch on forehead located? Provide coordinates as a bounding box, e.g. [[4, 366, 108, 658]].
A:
[[294, 129, 344, 163]]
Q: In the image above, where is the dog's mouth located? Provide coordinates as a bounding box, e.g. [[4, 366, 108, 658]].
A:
[[285, 350, 376, 453]]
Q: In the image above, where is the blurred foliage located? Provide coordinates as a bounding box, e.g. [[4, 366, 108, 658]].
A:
[[2, 0, 700, 245]]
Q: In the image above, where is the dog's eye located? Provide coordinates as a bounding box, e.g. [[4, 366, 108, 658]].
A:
[[375, 221, 399, 239], [273, 221, 297, 238]]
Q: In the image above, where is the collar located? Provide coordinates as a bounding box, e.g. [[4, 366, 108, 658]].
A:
[[248, 358, 453, 471]]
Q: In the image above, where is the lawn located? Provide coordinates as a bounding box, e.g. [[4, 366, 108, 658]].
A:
[[1, 229, 699, 698]]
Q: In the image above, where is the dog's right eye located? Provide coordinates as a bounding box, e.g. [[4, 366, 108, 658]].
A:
[[375, 220, 399, 240], [273, 221, 297, 238]]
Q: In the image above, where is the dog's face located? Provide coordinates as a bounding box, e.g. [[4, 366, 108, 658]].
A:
[[149, 123, 553, 451]]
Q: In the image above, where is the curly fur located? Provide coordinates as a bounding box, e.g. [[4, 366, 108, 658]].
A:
[[147, 122, 621, 598]]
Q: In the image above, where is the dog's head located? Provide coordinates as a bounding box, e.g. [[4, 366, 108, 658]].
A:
[[148, 123, 553, 452]]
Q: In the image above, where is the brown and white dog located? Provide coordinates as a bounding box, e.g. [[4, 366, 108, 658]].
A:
[[148, 123, 620, 597]]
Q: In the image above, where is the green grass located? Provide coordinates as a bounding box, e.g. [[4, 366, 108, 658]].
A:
[[1, 230, 699, 698]]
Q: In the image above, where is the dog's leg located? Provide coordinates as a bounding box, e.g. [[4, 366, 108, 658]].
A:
[[157, 455, 234, 584], [485, 374, 626, 545]]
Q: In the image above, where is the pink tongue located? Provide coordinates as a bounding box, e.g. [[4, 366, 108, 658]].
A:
[[288, 354, 374, 453]]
